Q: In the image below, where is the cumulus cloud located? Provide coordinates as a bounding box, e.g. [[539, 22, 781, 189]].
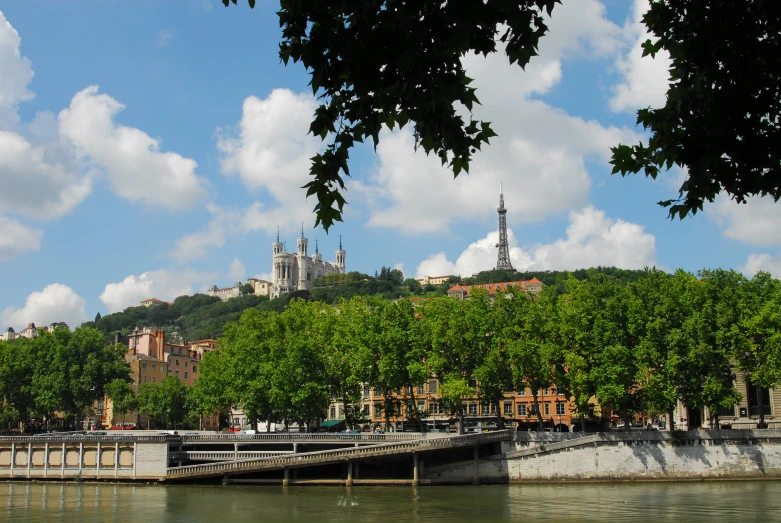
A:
[[415, 206, 657, 277], [99, 268, 217, 313], [609, 0, 672, 112], [352, 1, 638, 234], [228, 258, 246, 282], [58, 85, 208, 210], [740, 253, 781, 279], [0, 10, 34, 129], [0, 216, 42, 259], [711, 195, 781, 247], [216, 88, 323, 233], [1, 283, 88, 331]]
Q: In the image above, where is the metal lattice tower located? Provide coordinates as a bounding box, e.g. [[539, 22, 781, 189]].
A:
[[495, 183, 514, 271]]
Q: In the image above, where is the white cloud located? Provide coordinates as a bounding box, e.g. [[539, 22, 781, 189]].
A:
[[216, 88, 323, 233], [740, 252, 781, 279], [0, 10, 34, 129], [609, 0, 672, 112], [415, 206, 657, 277], [99, 268, 217, 313], [0, 216, 42, 259], [352, 2, 638, 234], [228, 258, 246, 282], [58, 85, 208, 210], [711, 195, 781, 247], [0, 129, 92, 220], [1, 283, 88, 331], [157, 30, 174, 47]]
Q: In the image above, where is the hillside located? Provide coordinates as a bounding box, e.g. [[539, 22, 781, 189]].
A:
[[86, 266, 653, 342]]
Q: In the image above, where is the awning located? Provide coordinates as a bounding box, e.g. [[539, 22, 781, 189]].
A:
[[320, 419, 345, 428]]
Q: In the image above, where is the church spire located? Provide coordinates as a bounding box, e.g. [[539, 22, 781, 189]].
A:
[[276, 226, 280, 242], [495, 183, 514, 272], [301, 222, 304, 239], [339, 235, 343, 250]]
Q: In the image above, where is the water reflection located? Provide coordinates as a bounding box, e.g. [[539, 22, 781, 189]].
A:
[[0, 482, 780, 522]]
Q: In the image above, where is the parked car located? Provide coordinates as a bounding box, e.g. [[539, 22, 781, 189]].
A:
[[336, 429, 361, 439]]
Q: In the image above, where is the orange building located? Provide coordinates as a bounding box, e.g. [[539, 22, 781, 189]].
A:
[[447, 278, 543, 299]]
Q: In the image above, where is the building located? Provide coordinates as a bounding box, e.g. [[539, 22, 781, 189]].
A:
[[325, 378, 574, 432], [207, 282, 242, 301], [0, 327, 15, 341], [17, 323, 38, 339], [271, 228, 345, 299], [140, 298, 170, 307], [447, 278, 543, 299], [416, 275, 453, 286], [126, 328, 213, 387], [207, 278, 272, 301]]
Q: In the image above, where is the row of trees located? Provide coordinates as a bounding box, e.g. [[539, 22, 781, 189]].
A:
[[194, 269, 781, 433], [0, 327, 129, 431]]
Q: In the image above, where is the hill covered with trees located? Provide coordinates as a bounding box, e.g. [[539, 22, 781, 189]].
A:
[[85, 266, 655, 342]]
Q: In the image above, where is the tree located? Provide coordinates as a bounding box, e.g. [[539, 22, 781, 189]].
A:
[[223, 0, 557, 229], [95, 312, 102, 322], [105, 378, 136, 427], [405, 278, 423, 295], [611, 0, 781, 221], [731, 272, 781, 429], [0, 338, 35, 431], [158, 376, 189, 429], [240, 283, 255, 295]]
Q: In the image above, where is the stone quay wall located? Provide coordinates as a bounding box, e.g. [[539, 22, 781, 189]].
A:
[[423, 430, 781, 484]]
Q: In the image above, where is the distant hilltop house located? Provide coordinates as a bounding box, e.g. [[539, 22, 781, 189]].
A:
[[415, 275, 454, 286], [140, 298, 171, 307], [0, 322, 70, 341], [206, 277, 272, 302], [447, 278, 543, 300]]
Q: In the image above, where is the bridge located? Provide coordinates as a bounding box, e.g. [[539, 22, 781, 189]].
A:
[[0, 430, 514, 485]]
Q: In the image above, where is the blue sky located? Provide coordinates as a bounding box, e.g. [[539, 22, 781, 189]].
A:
[[1, 0, 780, 330]]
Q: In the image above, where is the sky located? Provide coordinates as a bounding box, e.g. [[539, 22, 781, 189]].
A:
[[1, 0, 780, 331]]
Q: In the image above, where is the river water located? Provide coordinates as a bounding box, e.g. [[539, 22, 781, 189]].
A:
[[2, 481, 779, 522]]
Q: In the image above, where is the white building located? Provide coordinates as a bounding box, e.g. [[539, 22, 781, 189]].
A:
[[1, 327, 15, 341], [271, 229, 345, 298], [207, 282, 242, 301]]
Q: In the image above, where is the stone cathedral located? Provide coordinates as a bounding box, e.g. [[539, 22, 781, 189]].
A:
[[271, 228, 346, 298]]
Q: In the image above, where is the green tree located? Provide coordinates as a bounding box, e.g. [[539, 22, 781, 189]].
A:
[[731, 272, 781, 429], [158, 376, 189, 429], [223, 0, 557, 229], [240, 283, 255, 295], [405, 278, 423, 295], [0, 338, 35, 431], [105, 378, 137, 427], [611, 0, 781, 221]]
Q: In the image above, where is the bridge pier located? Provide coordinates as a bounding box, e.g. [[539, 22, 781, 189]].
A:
[[412, 454, 419, 486], [472, 446, 480, 485], [222, 474, 230, 485], [346, 461, 353, 486], [282, 467, 290, 486]]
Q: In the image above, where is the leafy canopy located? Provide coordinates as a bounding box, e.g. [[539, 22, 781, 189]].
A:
[[223, 0, 557, 230], [610, 0, 781, 220]]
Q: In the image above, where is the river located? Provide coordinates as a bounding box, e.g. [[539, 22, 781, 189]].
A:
[[1, 481, 779, 522]]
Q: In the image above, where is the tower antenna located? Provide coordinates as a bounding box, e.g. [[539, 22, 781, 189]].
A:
[[339, 235, 343, 250], [276, 226, 280, 242], [495, 183, 513, 271], [301, 222, 304, 238], [315, 239, 319, 254]]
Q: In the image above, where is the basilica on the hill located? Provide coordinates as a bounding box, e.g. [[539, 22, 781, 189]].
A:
[[271, 228, 345, 298]]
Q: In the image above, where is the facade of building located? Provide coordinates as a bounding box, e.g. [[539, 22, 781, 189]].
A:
[[271, 230, 345, 298], [17, 323, 38, 339], [325, 378, 574, 432], [126, 328, 213, 387], [246, 278, 271, 297], [447, 278, 543, 299], [1, 322, 70, 341], [207, 282, 242, 301], [1, 327, 16, 341], [416, 275, 453, 286], [140, 298, 170, 307]]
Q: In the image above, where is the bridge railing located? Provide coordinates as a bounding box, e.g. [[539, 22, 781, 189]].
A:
[[171, 450, 293, 461], [0, 434, 169, 443], [180, 432, 424, 443], [166, 430, 512, 479]]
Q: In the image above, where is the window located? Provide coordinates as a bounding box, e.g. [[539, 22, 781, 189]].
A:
[[530, 404, 540, 415], [142, 363, 147, 370], [193, 365, 198, 373], [184, 371, 188, 380], [175, 359, 179, 366], [152, 377, 156, 384], [339, 406, 344, 418], [428, 380, 437, 393], [504, 402, 513, 415], [717, 404, 735, 418], [168, 369, 172, 373], [418, 400, 425, 412], [151, 364, 156, 372], [363, 405, 370, 416], [175, 370, 180, 376], [363, 386, 370, 398], [417, 385, 425, 395], [143, 376, 147, 383], [544, 403, 550, 416], [185, 360, 188, 368], [374, 403, 382, 418], [330, 407, 336, 419], [748, 384, 772, 416], [468, 404, 477, 415], [429, 402, 439, 415], [556, 403, 565, 416], [518, 389, 526, 397], [517, 404, 527, 416]]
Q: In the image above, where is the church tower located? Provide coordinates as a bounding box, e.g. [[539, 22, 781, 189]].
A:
[[273, 226, 283, 255], [297, 223, 308, 257], [495, 184, 514, 271], [335, 235, 346, 274]]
